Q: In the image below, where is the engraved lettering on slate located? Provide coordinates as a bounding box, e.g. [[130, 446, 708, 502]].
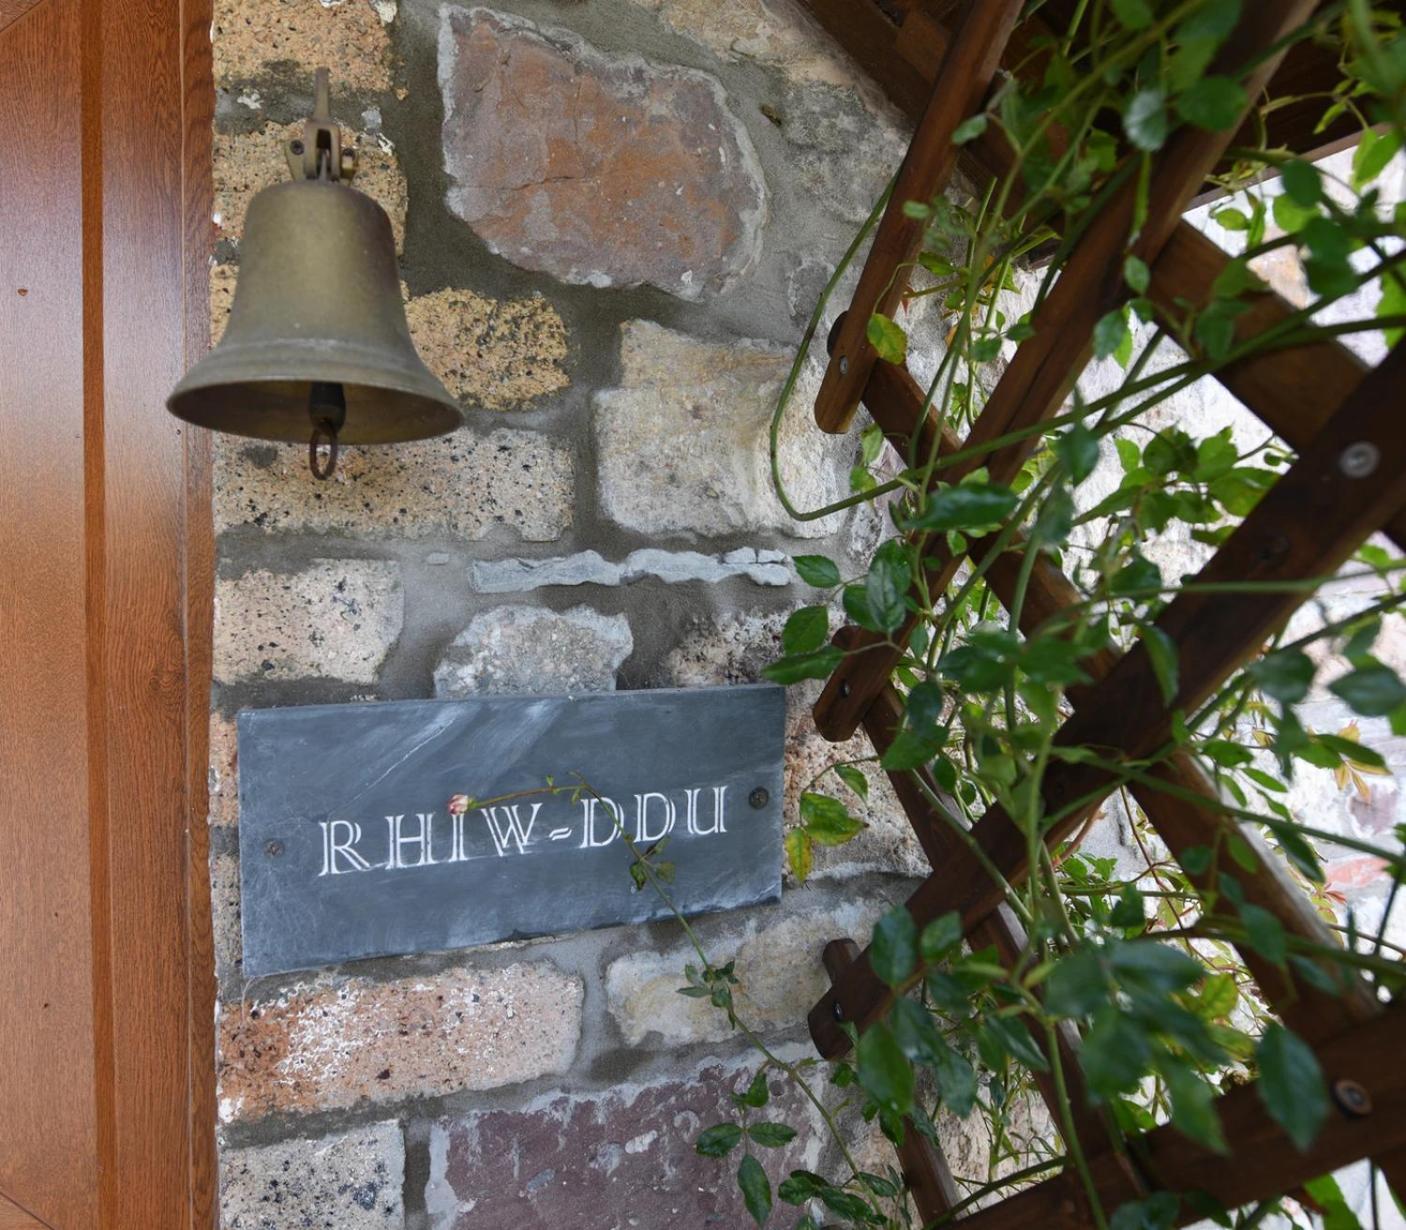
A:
[[237, 685, 785, 976]]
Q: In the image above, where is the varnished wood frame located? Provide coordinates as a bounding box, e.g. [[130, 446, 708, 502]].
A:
[[0, 0, 215, 1224]]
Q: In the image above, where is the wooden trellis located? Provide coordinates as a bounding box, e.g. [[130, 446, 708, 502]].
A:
[[789, 0, 1406, 1224]]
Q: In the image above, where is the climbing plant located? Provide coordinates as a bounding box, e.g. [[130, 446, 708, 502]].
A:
[[645, 2, 1406, 1227]]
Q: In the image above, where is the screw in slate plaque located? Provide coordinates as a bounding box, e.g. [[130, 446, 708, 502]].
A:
[[749, 787, 770, 809], [264, 839, 285, 858]]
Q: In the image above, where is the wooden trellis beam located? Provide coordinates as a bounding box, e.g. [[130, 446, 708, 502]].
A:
[[943, 1002, 1406, 1230], [810, 341, 1406, 1056], [811, 0, 1322, 743], [813, 0, 1024, 435]]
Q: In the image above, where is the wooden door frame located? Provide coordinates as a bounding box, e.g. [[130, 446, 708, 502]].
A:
[[0, 0, 217, 1224]]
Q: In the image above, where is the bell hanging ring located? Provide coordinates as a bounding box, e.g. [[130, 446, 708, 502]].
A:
[[166, 69, 461, 478]]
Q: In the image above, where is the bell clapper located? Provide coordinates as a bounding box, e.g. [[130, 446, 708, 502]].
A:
[[307, 381, 346, 480]]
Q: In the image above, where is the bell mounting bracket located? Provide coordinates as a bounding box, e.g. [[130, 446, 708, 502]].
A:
[[285, 68, 357, 183]]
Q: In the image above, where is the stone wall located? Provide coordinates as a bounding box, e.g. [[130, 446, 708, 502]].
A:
[[209, 2, 923, 1225]]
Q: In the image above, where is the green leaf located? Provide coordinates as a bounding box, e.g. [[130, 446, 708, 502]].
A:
[[781, 606, 829, 656], [1163, 1060, 1228, 1153], [834, 763, 869, 802], [1240, 903, 1287, 965], [1110, 0, 1153, 28], [1272, 191, 1316, 235], [777, 1171, 825, 1205], [907, 482, 1019, 532], [1083, 1007, 1152, 1097], [880, 728, 938, 772], [1110, 883, 1146, 930], [871, 906, 918, 987], [738, 1153, 773, 1226], [763, 646, 842, 685], [952, 113, 988, 144], [1142, 625, 1179, 705], [1247, 648, 1314, 704], [748, 1122, 797, 1148], [1093, 308, 1130, 360], [735, 1069, 771, 1108], [793, 555, 840, 588], [1056, 423, 1100, 484], [920, 912, 963, 962], [1281, 158, 1322, 207], [1110, 1192, 1180, 1230], [1124, 88, 1168, 151], [1302, 1175, 1365, 1230], [1353, 128, 1402, 190], [857, 1021, 915, 1116], [1110, 940, 1203, 994], [784, 828, 813, 883], [1377, 269, 1406, 348], [1330, 663, 1406, 717], [982, 1015, 1049, 1071], [1123, 254, 1151, 294], [800, 792, 865, 845], [867, 312, 908, 365], [1044, 947, 1107, 1018], [866, 540, 912, 634], [696, 1122, 744, 1157], [1256, 1023, 1328, 1150], [1176, 76, 1246, 131], [1213, 207, 1249, 231]]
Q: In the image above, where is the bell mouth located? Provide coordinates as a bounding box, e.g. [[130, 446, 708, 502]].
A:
[[168, 377, 463, 445]]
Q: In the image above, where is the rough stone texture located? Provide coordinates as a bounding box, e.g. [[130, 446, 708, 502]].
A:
[[211, 852, 243, 984], [404, 286, 569, 411], [214, 122, 407, 252], [662, 610, 929, 880], [606, 897, 894, 1046], [434, 606, 632, 697], [778, 80, 908, 224], [438, 7, 765, 300], [214, 0, 394, 92], [220, 1120, 405, 1229], [214, 427, 573, 541], [210, 260, 238, 345], [626, 0, 865, 88], [209, 710, 239, 828], [470, 547, 791, 592], [218, 963, 583, 1123], [596, 321, 849, 537], [424, 1057, 827, 1228], [214, 559, 402, 684]]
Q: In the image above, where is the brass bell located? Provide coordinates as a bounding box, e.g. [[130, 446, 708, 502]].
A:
[[168, 69, 461, 478]]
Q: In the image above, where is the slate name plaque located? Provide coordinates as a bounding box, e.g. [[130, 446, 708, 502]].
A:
[[237, 685, 785, 976]]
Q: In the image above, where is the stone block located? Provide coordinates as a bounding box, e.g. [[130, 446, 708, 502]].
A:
[[210, 710, 240, 828], [213, 427, 573, 542], [213, 559, 402, 685], [625, 0, 869, 89], [424, 1056, 827, 1228], [663, 610, 930, 880], [404, 286, 568, 412], [220, 1120, 405, 1229], [217, 962, 582, 1123], [214, 122, 407, 251], [214, 0, 394, 92], [211, 851, 243, 983], [439, 7, 764, 299], [469, 547, 791, 592], [434, 605, 632, 697], [606, 896, 892, 1046], [595, 321, 849, 537]]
